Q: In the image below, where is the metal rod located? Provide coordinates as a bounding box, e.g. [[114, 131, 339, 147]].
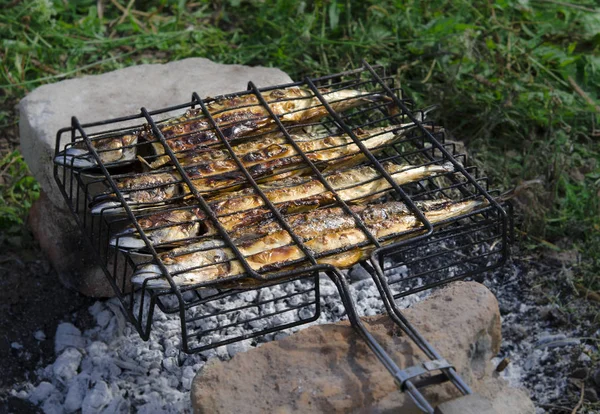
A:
[[325, 268, 434, 414], [246, 82, 382, 248], [302, 77, 434, 240], [191, 92, 320, 270]]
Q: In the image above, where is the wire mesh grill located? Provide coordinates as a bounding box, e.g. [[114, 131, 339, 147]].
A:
[[53, 61, 511, 413], [54, 61, 510, 346]]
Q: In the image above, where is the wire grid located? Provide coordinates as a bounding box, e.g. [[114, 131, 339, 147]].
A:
[[53, 62, 510, 351]]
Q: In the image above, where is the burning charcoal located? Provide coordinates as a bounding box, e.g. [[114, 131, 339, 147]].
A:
[[332, 303, 346, 316], [249, 317, 268, 330], [274, 301, 288, 312], [33, 330, 46, 342], [319, 279, 338, 297], [102, 396, 130, 413], [258, 289, 274, 303], [287, 295, 303, 307], [270, 314, 289, 327], [161, 357, 179, 374], [53, 347, 83, 384], [298, 307, 315, 320], [55, 322, 86, 353], [227, 340, 249, 358], [64, 374, 88, 412], [260, 302, 276, 315], [81, 381, 112, 413], [29, 382, 55, 405], [239, 290, 258, 302], [181, 366, 196, 391]]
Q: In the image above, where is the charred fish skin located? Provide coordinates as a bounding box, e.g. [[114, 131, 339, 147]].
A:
[[90, 171, 185, 215], [180, 125, 404, 192], [110, 160, 454, 248], [132, 198, 487, 288], [54, 134, 138, 169], [179, 122, 416, 179], [94, 125, 406, 215], [171, 127, 328, 168], [142, 87, 390, 168], [110, 207, 205, 249]]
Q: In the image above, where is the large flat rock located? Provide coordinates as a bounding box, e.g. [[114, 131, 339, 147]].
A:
[[191, 281, 535, 414], [19, 59, 292, 297], [19, 58, 292, 209]]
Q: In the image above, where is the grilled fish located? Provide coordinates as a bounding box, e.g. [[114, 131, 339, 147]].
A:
[[142, 124, 330, 169], [169, 126, 328, 167], [110, 161, 454, 248], [54, 86, 385, 169], [144, 86, 390, 168], [178, 124, 412, 180], [131, 198, 487, 288], [92, 125, 407, 215], [54, 134, 138, 168], [91, 172, 183, 215]]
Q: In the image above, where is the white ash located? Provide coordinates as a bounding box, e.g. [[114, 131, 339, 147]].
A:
[[484, 260, 599, 413], [12, 264, 427, 414], [12, 251, 592, 413], [34, 330, 47, 342]]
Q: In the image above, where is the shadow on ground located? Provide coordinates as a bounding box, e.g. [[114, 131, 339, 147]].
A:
[[0, 239, 95, 413]]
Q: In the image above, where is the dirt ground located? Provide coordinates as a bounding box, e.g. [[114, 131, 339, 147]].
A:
[[0, 240, 95, 413]]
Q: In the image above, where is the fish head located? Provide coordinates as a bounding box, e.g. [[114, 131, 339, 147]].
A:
[[54, 146, 97, 168], [322, 89, 393, 113]]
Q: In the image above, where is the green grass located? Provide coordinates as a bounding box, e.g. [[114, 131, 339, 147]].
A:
[[0, 0, 599, 286], [0, 0, 599, 410]]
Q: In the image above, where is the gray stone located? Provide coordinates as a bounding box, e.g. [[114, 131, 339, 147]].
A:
[[191, 281, 535, 414], [81, 380, 112, 413], [54, 322, 86, 353], [19, 58, 292, 297], [347, 264, 372, 282], [28, 190, 118, 297], [434, 393, 499, 414], [52, 347, 83, 384]]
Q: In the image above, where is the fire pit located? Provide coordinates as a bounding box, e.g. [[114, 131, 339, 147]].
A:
[[53, 61, 511, 413]]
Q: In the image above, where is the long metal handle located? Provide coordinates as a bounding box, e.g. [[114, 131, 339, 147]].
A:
[[325, 268, 439, 414]]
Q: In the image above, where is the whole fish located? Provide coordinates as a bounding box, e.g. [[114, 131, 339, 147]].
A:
[[91, 172, 183, 215], [110, 161, 454, 248], [131, 198, 487, 288], [54, 86, 386, 169], [141, 124, 330, 169], [54, 133, 138, 169], [178, 124, 412, 180], [144, 86, 391, 168], [92, 125, 407, 215]]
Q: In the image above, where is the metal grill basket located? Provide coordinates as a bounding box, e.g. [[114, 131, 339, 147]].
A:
[[54, 61, 512, 413]]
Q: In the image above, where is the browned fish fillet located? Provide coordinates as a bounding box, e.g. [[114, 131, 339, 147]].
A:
[[110, 161, 454, 248], [144, 87, 390, 168], [132, 198, 486, 288], [93, 125, 407, 214], [54, 134, 138, 168]]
